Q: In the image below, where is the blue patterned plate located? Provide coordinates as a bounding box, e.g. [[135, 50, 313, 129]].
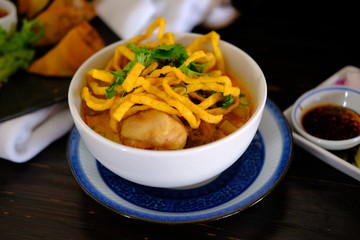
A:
[[67, 99, 292, 224]]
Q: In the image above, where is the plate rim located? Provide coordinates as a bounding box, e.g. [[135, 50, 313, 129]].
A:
[[67, 98, 293, 224]]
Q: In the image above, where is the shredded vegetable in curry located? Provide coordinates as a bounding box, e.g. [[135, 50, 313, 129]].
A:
[[81, 17, 253, 150]]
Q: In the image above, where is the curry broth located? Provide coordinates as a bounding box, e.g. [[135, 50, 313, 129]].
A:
[[82, 75, 254, 148], [82, 105, 120, 143]]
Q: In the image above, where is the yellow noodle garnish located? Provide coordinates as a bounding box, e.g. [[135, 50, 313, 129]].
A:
[[121, 62, 145, 92], [81, 16, 241, 132], [81, 87, 115, 111]]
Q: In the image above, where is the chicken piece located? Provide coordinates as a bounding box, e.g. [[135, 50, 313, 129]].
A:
[[120, 110, 188, 150]]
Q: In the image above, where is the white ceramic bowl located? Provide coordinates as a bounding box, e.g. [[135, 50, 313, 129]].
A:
[[68, 33, 267, 188], [291, 86, 360, 150], [0, 0, 17, 34]]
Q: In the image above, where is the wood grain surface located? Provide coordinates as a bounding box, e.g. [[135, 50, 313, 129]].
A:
[[1, 1, 359, 239]]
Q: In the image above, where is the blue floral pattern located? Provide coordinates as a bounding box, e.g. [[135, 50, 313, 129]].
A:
[[97, 133, 264, 213], [68, 99, 293, 223]]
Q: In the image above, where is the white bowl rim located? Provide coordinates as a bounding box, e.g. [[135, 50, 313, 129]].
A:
[[0, 0, 17, 19], [0, 0, 17, 32], [68, 32, 267, 157], [291, 86, 360, 150]]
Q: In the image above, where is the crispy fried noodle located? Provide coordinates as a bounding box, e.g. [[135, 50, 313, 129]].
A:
[[82, 17, 240, 131], [81, 17, 251, 150]]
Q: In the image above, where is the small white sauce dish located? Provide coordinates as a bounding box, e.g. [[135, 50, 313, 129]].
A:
[[291, 86, 360, 150], [0, 0, 17, 34]]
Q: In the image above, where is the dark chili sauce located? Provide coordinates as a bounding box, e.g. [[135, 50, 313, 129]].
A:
[[301, 104, 360, 140]]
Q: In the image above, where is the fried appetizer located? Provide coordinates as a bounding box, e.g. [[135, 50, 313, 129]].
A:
[[28, 21, 105, 77], [33, 0, 96, 46], [17, 0, 52, 18]]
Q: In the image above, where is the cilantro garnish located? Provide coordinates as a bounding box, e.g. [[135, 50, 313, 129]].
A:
[[128, 42, 188, 68], [179, 62, 207, 77], [105, 42, 208, 98], [221, 95, 235, 108], [173, 84, 188, 96], [105, 71, 126, 98], [151, 43, 188, 67], [130, 44, 154, 66], [0, 19, 45, 83]]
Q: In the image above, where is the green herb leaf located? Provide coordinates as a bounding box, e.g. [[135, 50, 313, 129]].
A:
[[128, 42, 189, 68], [152, 43, 188, 67], [190, 62, 207, 72], [221, 95, 235, 108], [179, 63, 207, 77], [173, 84, 188, 96], [105, 42, 191, 98], [0, 19, 45, 83], [105, 71, 126, 98]]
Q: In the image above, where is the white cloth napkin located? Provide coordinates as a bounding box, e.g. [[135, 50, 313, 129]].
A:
[[94, 0, 239, 40], [0, 102, 73, 163]]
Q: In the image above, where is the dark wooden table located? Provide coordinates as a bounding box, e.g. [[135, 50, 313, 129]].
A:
[[1, 1, 359, 239]]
